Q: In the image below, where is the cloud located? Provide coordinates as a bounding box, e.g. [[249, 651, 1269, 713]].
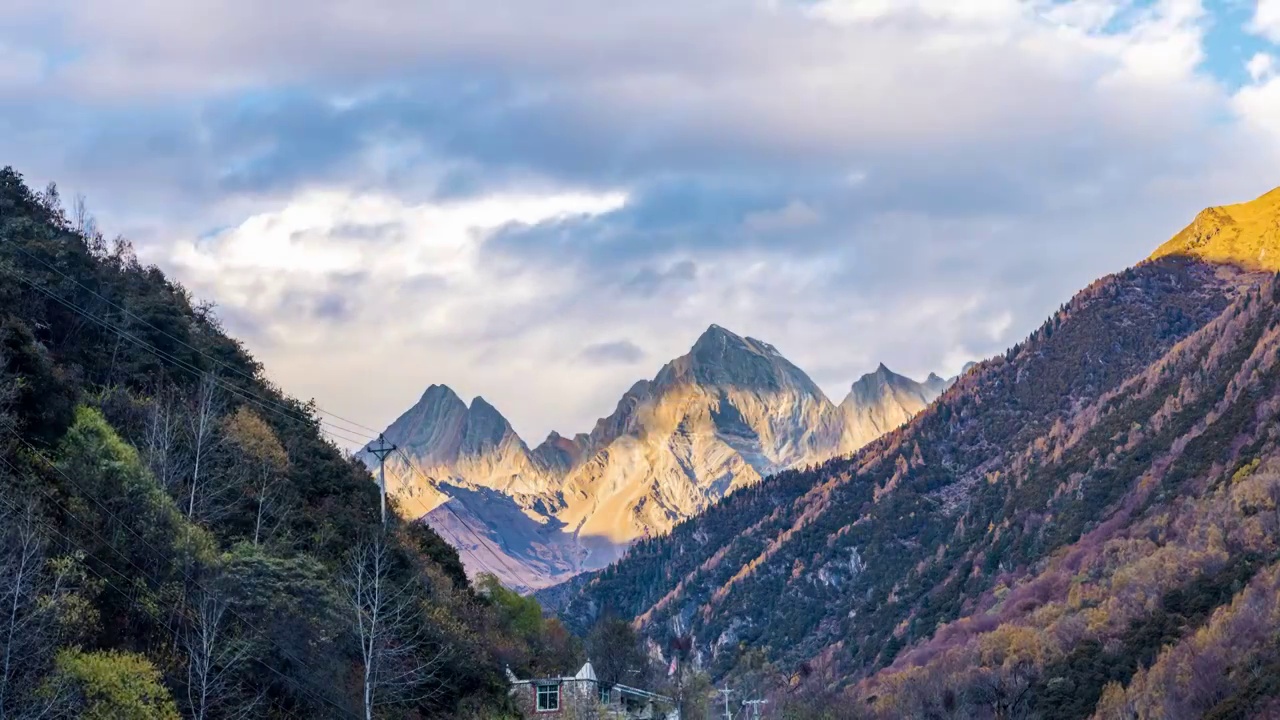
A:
[[578, 341, 647, 365], [1248, 53, 1276, 82], [1252, 0, 1280, 42], [158, 187, 630, 440], [5, 0, 1280, 447], [742, 201, 822, 235]]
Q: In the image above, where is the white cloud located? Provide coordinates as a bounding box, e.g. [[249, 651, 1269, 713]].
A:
[[1248, 53, 1276, 82], [158, 188, 628, 441], [1233, 68, 1280, 151], [9, 0, 1280, 449], [1252, 0, 1280, 42]]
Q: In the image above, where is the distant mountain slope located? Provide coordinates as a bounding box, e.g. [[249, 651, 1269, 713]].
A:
[[556, 187, 1280, 716], [838, 363, 953, 452], [369, 327, 950, 591]]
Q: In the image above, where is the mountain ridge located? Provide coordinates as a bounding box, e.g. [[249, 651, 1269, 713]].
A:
[[370, 325, 954, 591], [549, 184, 1280, 717], [1150, 185, 1280, 270]]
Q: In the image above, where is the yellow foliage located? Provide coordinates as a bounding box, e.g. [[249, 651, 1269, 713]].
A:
[[224, 407, 288, 469], [1232, 458, 1261, 483], [978, 625, 1052, 669]]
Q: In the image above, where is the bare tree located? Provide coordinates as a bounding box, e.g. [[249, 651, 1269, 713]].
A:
[[181, 590, 259, 720], [144, 385, 188, 497], [251, 472, 291, 549], [70, 194, 105, 255], [0, 503, 75, 720], [186, 373, 227, 522], [341, 535, 449, 720]]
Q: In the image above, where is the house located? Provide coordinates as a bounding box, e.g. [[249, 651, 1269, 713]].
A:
[[508, 661, 679, 719]]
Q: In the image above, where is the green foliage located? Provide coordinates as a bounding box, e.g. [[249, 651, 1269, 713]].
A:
[[478, 572, 584, 678], [52, 406, 218, 651], [403, 520, 468, 589], [54, 650, 180, 720], [480, 573, 543, 637], [0, 167, 540, 717]]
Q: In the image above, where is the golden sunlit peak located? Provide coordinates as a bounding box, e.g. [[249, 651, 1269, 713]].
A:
[[1150, 186, 1280, 271]]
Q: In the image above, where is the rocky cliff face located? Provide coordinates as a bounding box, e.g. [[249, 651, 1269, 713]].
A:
[[838, 363, 950, 453], [368, 326, 950, 591]]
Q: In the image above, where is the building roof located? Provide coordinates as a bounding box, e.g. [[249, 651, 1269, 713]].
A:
[[508, 663, 673, 705]]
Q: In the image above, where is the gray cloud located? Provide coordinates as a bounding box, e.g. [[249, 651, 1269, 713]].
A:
[[620, 260, 698, 298], [578, 340, 646, 365], [2, 0, 1279, 443]]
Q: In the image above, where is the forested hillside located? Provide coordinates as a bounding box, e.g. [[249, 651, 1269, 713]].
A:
[[0, 167, 582, 719], [559, 188, 1280, 718]]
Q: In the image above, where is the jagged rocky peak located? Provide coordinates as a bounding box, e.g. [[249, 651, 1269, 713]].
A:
[[378, 331, 949, 589], [381, 385, 529, 468], [460, 395, 519, 452], [583, 378, 654, 449], [380, 383, 470, 464], [532, 430, 588, 474], [659, 324, 817, 392], [847, 363, 917, 404], [924, 372, 950, 394], [1149, 185, 1280, 270], [838, 363, 950, 453], [413, 384, 468, 424]]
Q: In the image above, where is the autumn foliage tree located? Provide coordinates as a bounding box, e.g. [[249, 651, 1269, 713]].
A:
[[223, 407, 291, 548]]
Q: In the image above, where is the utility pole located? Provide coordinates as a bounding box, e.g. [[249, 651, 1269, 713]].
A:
[[744, 698, 768, 719], [718, 686, 735, 720], [366, 434, 397, 526]]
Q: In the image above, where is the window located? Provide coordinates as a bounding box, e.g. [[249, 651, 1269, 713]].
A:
[[536, 684, 560, 712], [599, 684, 612, 705]]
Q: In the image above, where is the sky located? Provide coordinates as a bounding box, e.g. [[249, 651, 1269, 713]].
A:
[[3, 0, 1280, 447]]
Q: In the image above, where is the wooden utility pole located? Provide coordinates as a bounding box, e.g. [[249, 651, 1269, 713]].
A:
[[366, 434, 397, 526]]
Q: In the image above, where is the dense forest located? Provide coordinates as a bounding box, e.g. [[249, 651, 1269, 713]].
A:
[[0, 167, 602, 719], [558, 200, 1280, 717]]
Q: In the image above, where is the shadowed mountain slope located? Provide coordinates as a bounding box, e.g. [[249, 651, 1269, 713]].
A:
[[553, 186, 1280, 719]]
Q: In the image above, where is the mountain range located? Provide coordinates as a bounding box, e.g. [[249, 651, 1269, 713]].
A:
[[551, 186, 1280, 718], [366, 327, 961, 590]]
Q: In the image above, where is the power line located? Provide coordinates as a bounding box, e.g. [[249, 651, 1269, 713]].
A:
[[4, 242, 382, 438], [4, 439, 361, 719], [389, 447, 530, 585], [3, 266, 375, 449], [0, 457, 350, 719], [5, 251, 536, 592]]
